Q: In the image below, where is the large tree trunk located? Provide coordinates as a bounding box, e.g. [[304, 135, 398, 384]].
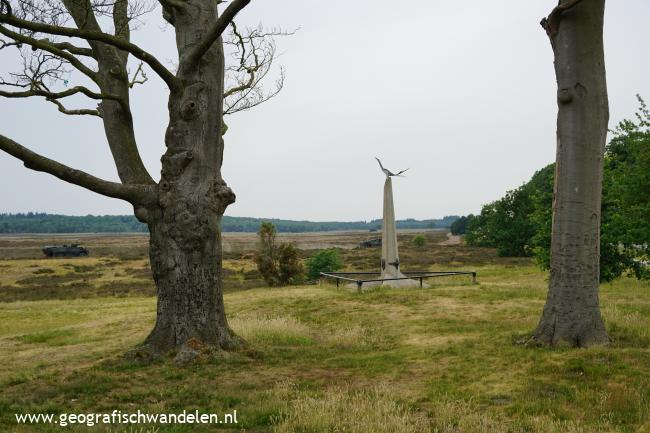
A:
[[139, 0, 243, 359], [533, 0, 609, 347], [144, 207, 243, 356]]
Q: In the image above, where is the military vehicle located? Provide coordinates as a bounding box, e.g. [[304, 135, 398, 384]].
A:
[[42, 244, 89, 257], [359, 238, 382, 248]]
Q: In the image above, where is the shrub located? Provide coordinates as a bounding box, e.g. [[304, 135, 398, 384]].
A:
[[254, 222, 304, 286], [305, 249, 343, 280], [255, 222, 279, 286], [277, 243, 304, 285], [411, 235, 426, 248]]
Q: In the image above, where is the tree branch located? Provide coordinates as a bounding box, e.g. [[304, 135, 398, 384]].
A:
[[0, 36, 20, 48], [128, 62, 147, 88], [48, 40, 94, 57], [46, 97, 101, 116], [0, 84, 118, 100], [223, 23, 289, 115], [56, 0, 155, 186], [184, 0, 251, 69], [0, 13, 180, 90], [224, 67, 283, 115], [0, 24, 98, 80], [0, 134, 155, 203], [113, 0, 129, 64]]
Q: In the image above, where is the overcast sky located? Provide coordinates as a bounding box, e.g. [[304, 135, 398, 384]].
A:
[[1, 0, 649, 221]]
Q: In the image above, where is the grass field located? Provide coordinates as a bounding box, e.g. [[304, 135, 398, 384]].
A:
[[0, 232, 649, 432]]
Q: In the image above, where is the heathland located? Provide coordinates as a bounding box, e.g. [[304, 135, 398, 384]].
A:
[[0, 230, 648, 433]]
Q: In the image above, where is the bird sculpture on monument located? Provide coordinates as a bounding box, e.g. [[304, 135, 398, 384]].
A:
[[375, 157, 409, 178]]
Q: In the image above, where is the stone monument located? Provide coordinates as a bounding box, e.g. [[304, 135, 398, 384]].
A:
[[372, 158, 425, 288]]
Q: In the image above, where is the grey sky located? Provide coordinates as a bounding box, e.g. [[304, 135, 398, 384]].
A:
[[1, 0, 649, 221]]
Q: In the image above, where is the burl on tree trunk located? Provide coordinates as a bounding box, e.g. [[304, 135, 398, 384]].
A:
[[532, 0, 609, 347]]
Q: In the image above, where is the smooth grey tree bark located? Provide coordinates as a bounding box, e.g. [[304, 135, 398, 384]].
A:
[[532, 0, 610, 347], [0, 0, 269, 359]]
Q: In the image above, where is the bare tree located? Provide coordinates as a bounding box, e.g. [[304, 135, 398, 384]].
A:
[[0, 0, 287, 360], [532, 0, 609, 347], [223, 22, 292, 116]]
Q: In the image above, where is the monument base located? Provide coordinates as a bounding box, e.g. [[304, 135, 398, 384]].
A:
[[346, 275, 429, 290]]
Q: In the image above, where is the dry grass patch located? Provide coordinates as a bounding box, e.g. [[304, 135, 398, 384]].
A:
[[229, 314, 313, 346], [321, 324, 384, 348], [271, 383, 431, 433], [602, 304, 650, 346], [424, 399, 618, 433], [270, 383, 613, 433]]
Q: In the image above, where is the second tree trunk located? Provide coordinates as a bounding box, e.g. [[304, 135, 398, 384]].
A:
[[533, 0, 609, 347]]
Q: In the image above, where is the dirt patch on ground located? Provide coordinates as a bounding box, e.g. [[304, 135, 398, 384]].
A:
[[438, 233, 462, 246]]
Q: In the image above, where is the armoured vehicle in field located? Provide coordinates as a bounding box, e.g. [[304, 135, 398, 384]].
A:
[[359, 238, 382, 248], [42, 244, 89, 257]]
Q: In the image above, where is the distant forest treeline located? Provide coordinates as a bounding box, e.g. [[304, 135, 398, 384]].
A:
[[0, 213, 459, 234]]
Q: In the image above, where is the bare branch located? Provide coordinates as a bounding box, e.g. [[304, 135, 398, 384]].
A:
[[0, 36, 20, 48], [53, 0, 156, 185], [224, 67, 283, 115], [46, 97, 101, 116], [0, 13, 180, 90], [47, 39, 93, 57], [0, 47, 111, 117], [184, 0, 250, 69], [223, 23, 291, 115], [128, 61, 147, 88], [0, 78, 28, 87], [0, 81, 117, 119], [0, 133, 155, 203], [0, 84, 118, 100], [0, 24, 98, 80], [2, 50, 73, 95]]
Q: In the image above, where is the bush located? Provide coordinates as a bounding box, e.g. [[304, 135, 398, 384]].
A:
[[255, 222, 304, 286], [411, 235, 426, 248], [255, 222, 279, 286], [305, 249, 343, 281], [277, 243, 304, 285]]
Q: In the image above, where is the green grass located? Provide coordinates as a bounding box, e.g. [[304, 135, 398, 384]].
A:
[[14, 329, 78, 345], [0, 255, 649, 432]]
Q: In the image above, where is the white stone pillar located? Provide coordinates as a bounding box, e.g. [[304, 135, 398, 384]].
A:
[[379, 177, 422, 288], [381, 177, 401, 279]]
